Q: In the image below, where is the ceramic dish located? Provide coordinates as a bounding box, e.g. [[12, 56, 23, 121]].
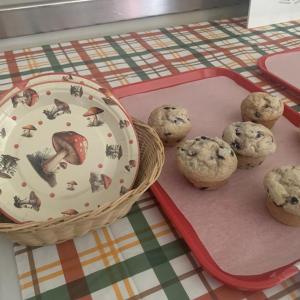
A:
[[2, 73, 116, 107], [0, 75, 139, 222]]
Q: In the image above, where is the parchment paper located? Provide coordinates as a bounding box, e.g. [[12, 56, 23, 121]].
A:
[[121, 76, 300, 276], [266, 51, 300, 89]]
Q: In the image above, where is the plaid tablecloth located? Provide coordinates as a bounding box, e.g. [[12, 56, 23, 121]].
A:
[[2, 17, 300, 300]]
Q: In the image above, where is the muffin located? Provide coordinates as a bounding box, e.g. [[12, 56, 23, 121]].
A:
[[176, 136, 237, 190], [148, 105, 191, 146], [264, 166, 300, 226], [241, 92, 284, 129], [222, 121, 276, 169]]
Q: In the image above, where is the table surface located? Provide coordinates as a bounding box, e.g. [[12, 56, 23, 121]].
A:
[[1, 16, 300, 300]]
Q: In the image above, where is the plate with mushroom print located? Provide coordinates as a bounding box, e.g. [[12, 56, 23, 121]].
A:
[[0, 74, 139, 222]]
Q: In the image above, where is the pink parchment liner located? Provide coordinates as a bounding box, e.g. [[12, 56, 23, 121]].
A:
[[265, 51, 300, 89], [121, 76, 300, 276]]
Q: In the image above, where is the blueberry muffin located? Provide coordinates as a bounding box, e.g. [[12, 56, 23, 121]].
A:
[[264, 166, 300, 226], [241, 92, 284, 129], [148, 105, 191, 146], [222, 121, 276, 169], [176, 136, 237, 190]]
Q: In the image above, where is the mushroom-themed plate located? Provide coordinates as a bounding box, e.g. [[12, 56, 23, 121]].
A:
[[0, 74, 139, 222]]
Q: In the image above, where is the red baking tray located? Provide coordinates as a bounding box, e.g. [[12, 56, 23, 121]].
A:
[[112, 67, 300, 291], [258, 47, 300, 97]]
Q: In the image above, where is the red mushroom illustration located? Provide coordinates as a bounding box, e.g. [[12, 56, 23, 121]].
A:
[[43, 131, 88, 174], [43, 99, 71, 120], [67, 180, 78, 191], [24, 89, 39, 106], [27, 131, 88, 187], [61, 208, 78, 216], [98, 87, 117, 105], [83, 107, 104, 127], [124, 160, 137, 172], [22, 125, 37, 137], [89, 172, 112, 192], [119, 120, 130, 129], [11, 88, 39, 108], [14, 191, 41, 211]]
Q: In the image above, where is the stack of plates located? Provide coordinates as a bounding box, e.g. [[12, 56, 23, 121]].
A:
[[0, 73, 139, 222]]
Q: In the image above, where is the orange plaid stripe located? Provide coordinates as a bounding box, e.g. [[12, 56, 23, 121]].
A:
[[19, 220, 170, 290]]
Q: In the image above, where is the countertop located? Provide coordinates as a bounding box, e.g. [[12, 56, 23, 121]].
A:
[[0, 8, 248, 300], [1, 15, 300, 300]]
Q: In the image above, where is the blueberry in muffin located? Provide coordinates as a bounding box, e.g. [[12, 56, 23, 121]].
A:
[[222, 121, 276, 169], [148, 105, 191, 146], [264, 166, 300, 226], [241, 92, 283, 129], [176, 136, 237, 189]]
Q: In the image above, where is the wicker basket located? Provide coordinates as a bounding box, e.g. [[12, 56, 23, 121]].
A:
[[0, 119, 164, 246]]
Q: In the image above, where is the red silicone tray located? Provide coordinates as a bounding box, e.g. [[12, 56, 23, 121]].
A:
[[258, 47, 300, 97], [112, 68, 300, 291]]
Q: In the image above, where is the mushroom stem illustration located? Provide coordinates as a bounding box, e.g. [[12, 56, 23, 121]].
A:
[[11, 89, 39, 108], [42, 131, 88, 175], [59, 162, 67, 169], [28, 131, 88, 187], [89, 173, 112, 192], [43, 149, 68, 173], [14, 95, 27, 103], [23, 129, 30, 137], [14, 191, 41, 211], [93, 115, 98, 125], [83, 107, 104, 127], [23, 89, 39, 106], [67, 180, 77, 191], [22, 125, 37, 137]]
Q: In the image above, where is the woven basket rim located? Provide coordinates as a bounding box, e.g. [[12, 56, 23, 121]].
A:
[[0, 119, 164, 232]]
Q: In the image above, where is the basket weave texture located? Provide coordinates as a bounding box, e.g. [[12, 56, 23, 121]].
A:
[[0, 119, 164, 246]]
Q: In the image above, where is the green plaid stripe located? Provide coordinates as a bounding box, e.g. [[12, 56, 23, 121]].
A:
[[4, 16, 300, 300], [127, 204, 189, 300], [24, 202, 189, 300], [42, 45, 64, 73], [1, 17, 299, 91]]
